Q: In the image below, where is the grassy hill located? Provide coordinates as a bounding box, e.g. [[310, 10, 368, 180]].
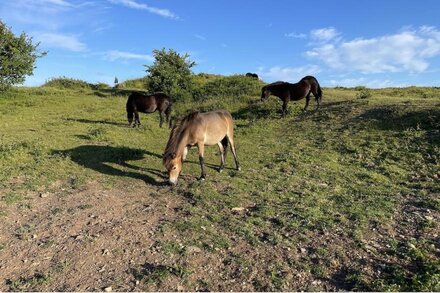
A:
[[0, 82, 439, 291]]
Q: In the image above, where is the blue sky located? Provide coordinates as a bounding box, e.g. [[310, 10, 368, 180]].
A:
[[1, 0, 439, 87]]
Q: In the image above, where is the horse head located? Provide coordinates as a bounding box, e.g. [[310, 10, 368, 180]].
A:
[[261, 86, 270, 101], [163, 152, 183, 185]]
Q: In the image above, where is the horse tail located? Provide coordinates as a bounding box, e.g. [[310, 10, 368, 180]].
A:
[[317, 81, 322, 102], [309, 76, 322, 102]]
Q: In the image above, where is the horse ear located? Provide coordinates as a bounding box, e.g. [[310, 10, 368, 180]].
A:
[[172, 152, 176, 159]]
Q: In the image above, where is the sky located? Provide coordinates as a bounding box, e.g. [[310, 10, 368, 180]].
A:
[[1, 0, 440, 87]]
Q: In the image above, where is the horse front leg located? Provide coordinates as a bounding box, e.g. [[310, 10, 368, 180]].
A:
[[197, 143, 206, 180], [282, 99, 289, 117], [159, 112, 164, 128]]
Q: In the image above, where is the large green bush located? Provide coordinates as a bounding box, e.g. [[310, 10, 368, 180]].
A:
[[145, 48, 196, 102]]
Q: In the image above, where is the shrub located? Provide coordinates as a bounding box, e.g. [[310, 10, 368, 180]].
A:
[[119, 77, 150, 90], [43, 77, 92, 90], [0, 21, 46, 90], [193, 74, 263, 101], [357, 88, 372, 99], [145, 48, 196, 102]]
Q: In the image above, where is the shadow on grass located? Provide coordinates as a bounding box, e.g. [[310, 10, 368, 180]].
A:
[[52, 145, 165, 186], [65, 118, 128, 127]]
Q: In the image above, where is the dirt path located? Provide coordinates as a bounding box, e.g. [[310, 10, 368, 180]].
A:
[[0, 181, 188, 291]]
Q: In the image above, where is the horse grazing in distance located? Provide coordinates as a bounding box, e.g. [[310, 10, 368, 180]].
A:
[[246, 72, 259, 79], [261, 76, 322, 116], [126, 92, 172, 128], [163, 110, 241, 185]]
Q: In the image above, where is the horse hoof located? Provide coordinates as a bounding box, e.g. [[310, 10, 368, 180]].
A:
[[218, 168, 224, 173], [198, 176, 206, 181], [237, 167, 241, 171]]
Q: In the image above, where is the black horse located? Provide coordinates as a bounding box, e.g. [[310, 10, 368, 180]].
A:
[[126, 92, 172, 128], [261, 76, 322, 116]]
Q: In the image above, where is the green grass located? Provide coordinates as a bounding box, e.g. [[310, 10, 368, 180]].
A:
[[0, 84, 439, 290]]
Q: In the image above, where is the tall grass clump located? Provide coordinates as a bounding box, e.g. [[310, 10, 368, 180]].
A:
[[356, 87, 372, 99]]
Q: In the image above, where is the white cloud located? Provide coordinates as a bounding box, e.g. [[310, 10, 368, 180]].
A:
[[33, 32, 87, 52], [104, 50, 153, 62], [310, 27, 340, 41], [108, 0, 179, 19], [257, 65, 321, 83], [306, 26, 440, 73], [285, 32, 307, 39]]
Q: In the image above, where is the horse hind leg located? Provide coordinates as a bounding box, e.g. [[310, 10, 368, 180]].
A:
[[133, 110, 141, 127], [311, 85, 321, 110], [315, 96, 321, 110], [127, 110, 134, 127], [303, 92, 311, 112], [226, 135, 240, 171], [218, 137, 229, 172]]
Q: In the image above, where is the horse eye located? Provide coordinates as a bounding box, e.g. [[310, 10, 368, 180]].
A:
[[173, 166, 177, 170]]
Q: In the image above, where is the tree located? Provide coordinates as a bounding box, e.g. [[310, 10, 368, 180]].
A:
[[0, 21, 46, 90], [145, 48, 196, 101]]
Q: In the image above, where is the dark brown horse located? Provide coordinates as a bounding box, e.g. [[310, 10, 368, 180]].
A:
[[163, 110, 240, 185], [246, 72, 259, 79], [126, 92, 172, 128], [261, 76, 322, 116]]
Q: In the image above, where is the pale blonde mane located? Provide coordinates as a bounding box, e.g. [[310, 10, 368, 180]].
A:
[[163, 111, 199, 157]]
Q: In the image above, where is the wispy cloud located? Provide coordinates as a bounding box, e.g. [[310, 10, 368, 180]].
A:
[[108, 0, 179, 19], [103, 50, 154, 62], [194, 34, 206, 41], [33, 32, 87, 52], [285, 32, 307, 39], [306, 26, 440, 73], [257, 65, 321, 83], [310, 27, 340, 42], [42, 0, 73, 6]]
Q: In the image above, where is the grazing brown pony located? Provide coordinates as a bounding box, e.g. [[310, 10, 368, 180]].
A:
[[126, 92, 172, 128], [261, 76, 322, 116], [163, 110, 241, 185]]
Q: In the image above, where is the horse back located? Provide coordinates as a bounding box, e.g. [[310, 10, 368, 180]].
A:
[[189, 110, 233, 145], [127, 92, 171, 113]]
